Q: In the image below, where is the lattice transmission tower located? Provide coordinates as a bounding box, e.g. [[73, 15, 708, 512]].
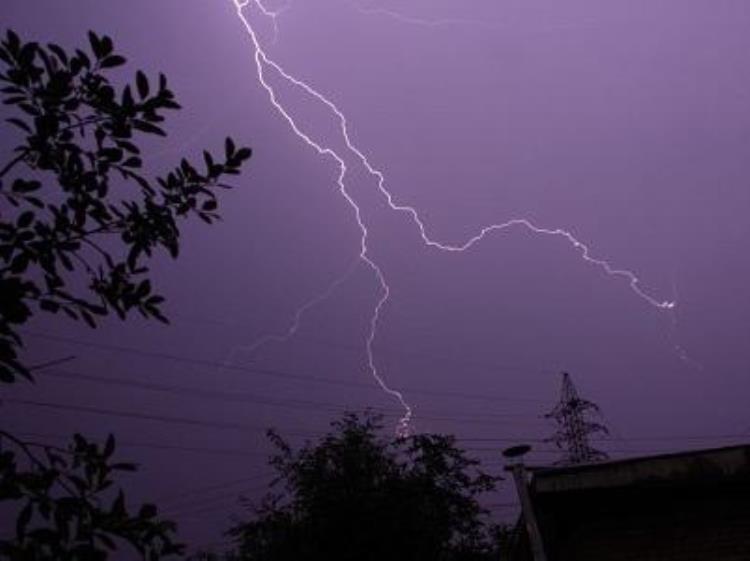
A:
[[545, 371, 609, 465]]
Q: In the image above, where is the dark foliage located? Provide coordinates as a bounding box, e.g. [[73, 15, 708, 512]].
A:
[[227, 413, 503, 561], [0, 28, 253, 560], [0, 431, 183, 560], [0, 29, 252, 383]]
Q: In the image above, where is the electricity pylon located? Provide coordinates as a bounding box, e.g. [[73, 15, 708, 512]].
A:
[[545, 371, 609, 465]]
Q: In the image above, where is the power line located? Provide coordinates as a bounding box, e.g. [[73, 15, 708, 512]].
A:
[[10, 397, 743, 451], [28, 355, 77, 372], [305, 337, 558, 379], [158, 473, 275, 505], [4, 398, 320, 437], [23, 330, 359, 387], [36, 368, 547, 427], [458, 434, 750, 443], [40, 368, 370, 413], [471, 447, 707, 458], [164, 478, 284, 517], [15, 431, 569, 467], [164, 486, 267, 515], [9, 399, 536, 446], [23, 330, 547, 404], [171, 312, 560, 379], [10, 397, 741, 451], [14, 431, 266, 459], [172, 500, 245, 519]]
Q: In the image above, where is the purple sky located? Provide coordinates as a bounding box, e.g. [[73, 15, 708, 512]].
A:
[[3, 0, 750, 551]]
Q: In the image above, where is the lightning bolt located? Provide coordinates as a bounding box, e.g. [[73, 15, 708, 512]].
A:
[[668, 279, 703, 370], [234, 0, 414, 435], [250, 0, 292, 44], [231, 0, 675, 435], [347, 2, 498, 30], [345, 1, 596, 35], [232, 259, 361, 360]]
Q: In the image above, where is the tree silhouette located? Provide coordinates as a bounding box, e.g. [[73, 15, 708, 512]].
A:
[[0, 29, 251, 383], [0, 431, 183, 560], [227, 413, 503, 561], [0, 28, 252, 560]]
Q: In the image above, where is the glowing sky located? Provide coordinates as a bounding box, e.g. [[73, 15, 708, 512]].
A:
[[4, 0, 750, 551]]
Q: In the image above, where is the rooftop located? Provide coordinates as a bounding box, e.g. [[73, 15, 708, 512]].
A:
[[528, 444, 750, 494]]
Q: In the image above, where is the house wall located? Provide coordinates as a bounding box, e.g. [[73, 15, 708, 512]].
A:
[[535, 481, 750, 561]]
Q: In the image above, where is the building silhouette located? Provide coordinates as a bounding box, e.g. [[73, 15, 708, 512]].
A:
[[508, 444, 750, 561]]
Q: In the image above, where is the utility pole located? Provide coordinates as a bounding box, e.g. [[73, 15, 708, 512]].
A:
[[503, 445, 548, 561], [545, 371, 608, 465]]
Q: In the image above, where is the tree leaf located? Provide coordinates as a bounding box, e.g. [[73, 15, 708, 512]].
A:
[[100, 35, 113, 57], [12, 179, 40, 193], [99, 55, 126, 69], [88, 30, 102, 58], [7, 117, 31, 132], [17, 210, 34, 228], [225, 136, 235, 158], [47, 43, 68, 65], [18, 42, 37, 66], [135, 70, 149, 99], [235, 147, 252, 161], [132, 119, 165, 136]]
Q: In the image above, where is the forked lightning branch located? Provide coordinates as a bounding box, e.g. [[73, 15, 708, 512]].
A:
[[231, 0, 675, 435]]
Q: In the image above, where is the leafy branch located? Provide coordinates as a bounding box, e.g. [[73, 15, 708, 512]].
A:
[[0, 431, 183, 560], [0, 29, 252, 383]]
